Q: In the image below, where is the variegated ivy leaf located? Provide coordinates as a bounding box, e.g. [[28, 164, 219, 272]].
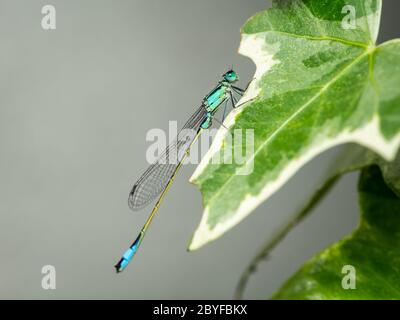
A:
[[188, 0, 400, 250], [235, 145, 400, 299], [274, 165, 400, 299]]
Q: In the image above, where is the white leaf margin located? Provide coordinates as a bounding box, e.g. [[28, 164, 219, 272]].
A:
[[188, 33, 400, 251]]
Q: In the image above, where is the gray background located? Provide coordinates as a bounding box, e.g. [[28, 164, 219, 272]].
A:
[[0, 0, 398, 299]]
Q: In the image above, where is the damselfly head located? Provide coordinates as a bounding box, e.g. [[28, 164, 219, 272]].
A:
[[223, 70, 238, 83]]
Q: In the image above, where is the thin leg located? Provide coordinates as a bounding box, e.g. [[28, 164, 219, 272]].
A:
[[229, 91, 237, 109], [231, 80, 257, 109], [213, 116, 228, 130], [234, 97, 256, 109], [233, 78, 253, 93], [231, 87, 244, 96], [232, 85, 245, 93], [222, 99, 229, 122], [230, 91, 243, 109], [231, 89, 256, 109], [232, 94, 239, 105]]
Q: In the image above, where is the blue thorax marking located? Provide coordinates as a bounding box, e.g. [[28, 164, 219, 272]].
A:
[[201, 82, 231, 129], [205, 82, 229, 113]]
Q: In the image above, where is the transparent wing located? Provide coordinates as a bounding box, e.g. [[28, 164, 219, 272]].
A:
[[128, 105, 207, 211]]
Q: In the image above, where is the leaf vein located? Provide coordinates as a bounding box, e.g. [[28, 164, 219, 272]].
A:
[[206, 50, 369, 209]]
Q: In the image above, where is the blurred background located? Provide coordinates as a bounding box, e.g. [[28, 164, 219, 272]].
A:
[[0, 0, 398, 299]]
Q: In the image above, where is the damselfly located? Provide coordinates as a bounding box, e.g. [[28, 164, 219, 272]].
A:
[[115, 69, 248, 273]]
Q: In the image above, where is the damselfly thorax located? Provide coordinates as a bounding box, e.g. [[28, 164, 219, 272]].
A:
[[201, 80, 236, 129]]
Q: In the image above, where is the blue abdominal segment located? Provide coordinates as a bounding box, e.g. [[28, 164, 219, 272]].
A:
[[115, 232, 143, 272]]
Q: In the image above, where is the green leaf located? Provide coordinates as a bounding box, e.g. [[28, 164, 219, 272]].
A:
[[188, 0, 400, 250], [235, 144, 400, 298], [274, 165, 400, 299]]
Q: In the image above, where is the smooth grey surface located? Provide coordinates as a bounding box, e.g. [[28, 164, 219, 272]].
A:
[[0, 0, 398, 299]]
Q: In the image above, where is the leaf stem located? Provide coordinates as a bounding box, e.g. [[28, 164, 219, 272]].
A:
[[234, 176, 340, 299]]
